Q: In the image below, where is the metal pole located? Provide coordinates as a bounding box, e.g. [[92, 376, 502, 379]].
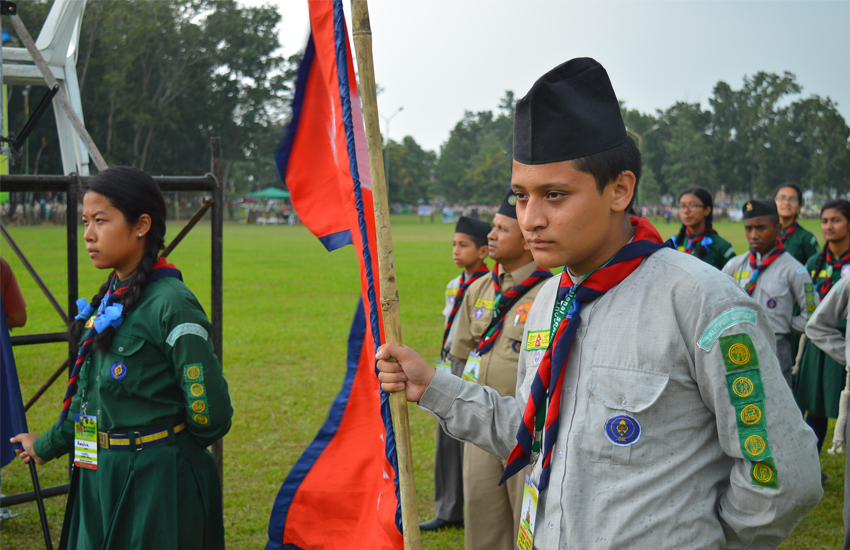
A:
[[209, 137, 224, 484], [66, 178, 78, 480], [23, 86, 30, 174], [28, 461, 55, 550]]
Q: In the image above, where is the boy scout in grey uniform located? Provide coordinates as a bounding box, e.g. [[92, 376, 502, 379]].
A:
[[722, 200, 818, 386], [449, 192, 550, 550], [805, 275, 850, 550], [377, 58, 822, 549]]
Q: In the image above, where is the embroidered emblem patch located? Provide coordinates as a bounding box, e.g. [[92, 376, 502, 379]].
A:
[[766, 299, 776, 309], [186, 366, 201, 380], [732, 377, 754, 398], [740, 404, 763, 425], [797, 266, 808, 274], [474, 308, 484, 319], [515, 302, 533, 324], [110, 362, 128, 381], [192, 400, 206, 413], [698, 308, 758, 351], [843, 265, 850, 278], [726, 369, 765, 405], [533, 350, 544, 364], [473, 298, 495, 310], [751, 458, 779, 489], [525, 331, 550, 351], [166, 323, 209, 346], [85, 315, 96, 329], [719, 333, 759, 371], [446, 288, 459, 297], [604, 414, 641, 446], [511, 341, 521, 353], [744, 434, 767, 457], [193, 414, 209, 425], [190, 383, 205, 397]]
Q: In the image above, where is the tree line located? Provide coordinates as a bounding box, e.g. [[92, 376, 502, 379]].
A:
[[6, 1, 850, 208]]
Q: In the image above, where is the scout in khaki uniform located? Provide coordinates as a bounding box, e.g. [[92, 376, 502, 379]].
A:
[[421, 216, 491, 532], [377, 58, 822, 550], [796, 200, 850, 456], [13, 167, 232, 550], [670, 187, 735, 270], [722, 200, 818, 387], [448, 191, 551, 550], [805, 274, 850, 550]]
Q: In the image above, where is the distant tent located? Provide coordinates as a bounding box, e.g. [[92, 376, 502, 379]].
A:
[[248, 187, 291, 199]]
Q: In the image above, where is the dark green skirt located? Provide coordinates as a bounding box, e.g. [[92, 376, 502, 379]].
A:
[[794, 337, 848, 418], [59, 435, 224, 550]]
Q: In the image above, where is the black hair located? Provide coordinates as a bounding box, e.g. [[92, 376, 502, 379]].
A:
[[570, 137, 642, 207], [470, 235, 487, 249], [69, 166, 167, 353], [812, 199, 850, 282], [773, 182, 804, 211], [675, 187, 714, 259]]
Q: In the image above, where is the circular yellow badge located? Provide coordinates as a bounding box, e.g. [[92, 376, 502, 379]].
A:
[[192, 400, 206, 413], [741, 404, 762, 425], [187, 366, 201, 380], [728, 343, 750, 365], [193, 414, 209, 425], [732, 377, 754, 398], [753, 462, 773, 483], [745, 434, 766, 456], [807, 303, 816, 312], [190, 383, 205, 397]]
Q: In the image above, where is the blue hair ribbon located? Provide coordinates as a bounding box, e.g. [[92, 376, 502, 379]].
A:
[[93, 304, 124, 333], [74, 298, 95, 321]]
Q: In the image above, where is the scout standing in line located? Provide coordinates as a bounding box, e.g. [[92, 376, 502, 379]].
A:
[[775, 182, 820, 264], [722, 200, 818, 387], [420, 216, 491, 532], [377, 57, 822, 549], [12, 167, 232, 550], [670, 187, 735, 269], [805, 274, 850, 550], [796, 200, 850, 456], [448, 191, 551, 550]]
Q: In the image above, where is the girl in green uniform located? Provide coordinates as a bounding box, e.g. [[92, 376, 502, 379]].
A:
[[671, 187, 735, 270], [795, 199, 850, 454], [11, 167, 232, 550], [775, 182, 820, 264]]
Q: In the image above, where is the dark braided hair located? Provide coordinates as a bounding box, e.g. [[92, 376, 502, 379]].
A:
[[675, 188, 714, 259], [69, 167, 167, 353], [812, 199, 850, 285]]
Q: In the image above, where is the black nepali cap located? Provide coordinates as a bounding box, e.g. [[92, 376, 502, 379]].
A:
[[455, 216, 491, 241], [743, 200, 779, 220], [497, 189, 518, 219], [513, 57, 628, 165]]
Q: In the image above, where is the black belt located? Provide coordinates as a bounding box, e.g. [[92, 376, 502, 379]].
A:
[[97, 422, 186, 451]]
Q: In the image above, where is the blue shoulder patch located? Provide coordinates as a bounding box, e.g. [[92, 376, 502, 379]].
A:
[[797, 266, 807, 274]]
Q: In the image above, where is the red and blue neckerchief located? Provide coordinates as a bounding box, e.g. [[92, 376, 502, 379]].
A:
[[476, 264, 552, 356], [58, 258, 182, 424], [442, 264, 489, 353], [816, 247, 850, 298], [744, 242, 785, 296], [778, 220, 800, 244], [500, 217, 670, 491], [684, 228, 711, 254]]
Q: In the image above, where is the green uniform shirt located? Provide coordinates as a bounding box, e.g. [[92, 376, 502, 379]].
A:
[[780, 222, 819, 266], [34, 276, 232, 461], [673, 229, 736, 270]]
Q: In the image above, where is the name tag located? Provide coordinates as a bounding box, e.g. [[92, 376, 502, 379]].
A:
[[473, 298, 496, 311], [446, 288, 459, 297], [74, 414, 98, 470], [525, 331, 550, 351], [462, 352, 481, 384]]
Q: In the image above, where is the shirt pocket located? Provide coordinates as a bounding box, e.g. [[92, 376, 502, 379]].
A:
[[759, 276, 791, 312], [578, 365, 669, 467], [99, 333, 146, 394]]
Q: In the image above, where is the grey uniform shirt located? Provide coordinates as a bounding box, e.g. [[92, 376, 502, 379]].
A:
[[806, 275, 850, 368], [420, 248, 822, 549], [722, 248, 816, 335]]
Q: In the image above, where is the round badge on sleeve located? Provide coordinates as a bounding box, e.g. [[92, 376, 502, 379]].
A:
[[604, 413, 641, 446], [110, 362, 128, 381], [511, 341, 521, 353], [766, 298, 777, 309]]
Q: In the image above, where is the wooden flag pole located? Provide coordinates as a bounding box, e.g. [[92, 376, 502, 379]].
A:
[[349, 1, 422, 548]]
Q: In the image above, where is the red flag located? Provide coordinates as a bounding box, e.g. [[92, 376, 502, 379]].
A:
[[267, 1, 403, 548]]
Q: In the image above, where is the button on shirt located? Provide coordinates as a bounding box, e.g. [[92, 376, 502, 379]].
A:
[[421, 248, 822, 549], [723, 247, 816, 335]]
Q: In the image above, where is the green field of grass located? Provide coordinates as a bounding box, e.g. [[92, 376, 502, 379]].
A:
[[0, 214, 843, 549]]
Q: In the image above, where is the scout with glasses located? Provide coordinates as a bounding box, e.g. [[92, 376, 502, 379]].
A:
[[774, 183, 819, 265], [670, 187, 735, 269]]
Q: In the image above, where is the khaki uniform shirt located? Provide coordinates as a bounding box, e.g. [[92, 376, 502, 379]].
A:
[[422, 248, 822, 549], [449, 261, 544, 397], [806, 275, 850, 368], [723, 248, 817, 335]]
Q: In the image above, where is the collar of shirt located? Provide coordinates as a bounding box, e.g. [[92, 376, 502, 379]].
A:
[[754, 243, 779, 263], [500, 260, 540, 292]]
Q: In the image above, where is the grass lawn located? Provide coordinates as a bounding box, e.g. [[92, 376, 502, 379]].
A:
[[0, 214, 843, 549]]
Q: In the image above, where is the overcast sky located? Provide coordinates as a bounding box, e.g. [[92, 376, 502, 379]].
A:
[[255, 0, 850, 154]]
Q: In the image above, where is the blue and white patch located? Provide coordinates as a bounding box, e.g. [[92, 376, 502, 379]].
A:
[[698, 307, 758, 351], [797, 266, 808, 274], [166, 323, 209, 346], [605, 413, 641, 446], [110, 362, 128, 381], [511, 340, 521, 353], [766, 298, 777, 309], [533, 349, 544, 364], [842, 265, 850, 278], [474, 308, 484, 320]]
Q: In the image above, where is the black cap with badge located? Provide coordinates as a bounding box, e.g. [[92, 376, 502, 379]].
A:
[[497, 189, 519, 219], [742, 200, 779, 220], [513, 57, 628, 165], [455, 216, 491, 241]]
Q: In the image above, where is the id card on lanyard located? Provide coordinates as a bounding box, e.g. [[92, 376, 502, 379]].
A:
[[74, 414, 98, 470], [517, 475, 539, 550]]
